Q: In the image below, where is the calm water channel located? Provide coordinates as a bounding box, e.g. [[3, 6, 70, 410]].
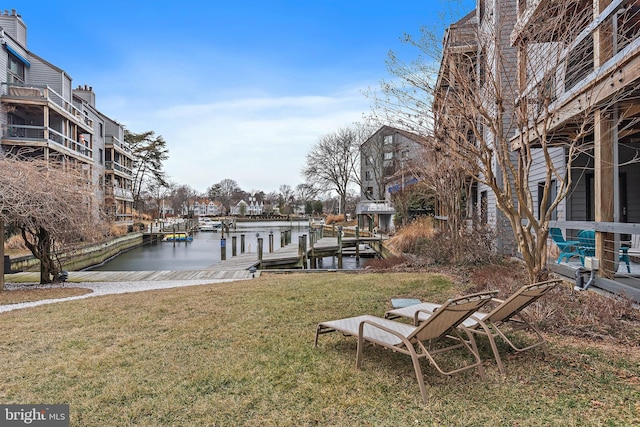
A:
[[90, 220, 368, 271]]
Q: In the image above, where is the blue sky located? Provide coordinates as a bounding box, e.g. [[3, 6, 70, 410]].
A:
[[16, 0, 475, 194]]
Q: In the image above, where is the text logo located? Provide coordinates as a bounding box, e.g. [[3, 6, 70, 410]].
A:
[[1, 405, 69, 426]]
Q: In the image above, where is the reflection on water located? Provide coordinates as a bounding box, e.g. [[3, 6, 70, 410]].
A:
[[89, 221, 369, 271]]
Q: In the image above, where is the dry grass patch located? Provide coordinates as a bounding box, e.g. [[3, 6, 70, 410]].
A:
[[0, 287, 92, 305], [387, 217, 437, 253], [1, 272, 638, 426]]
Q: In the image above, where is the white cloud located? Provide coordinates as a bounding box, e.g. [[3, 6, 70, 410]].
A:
[[109, 88, 371, 194]]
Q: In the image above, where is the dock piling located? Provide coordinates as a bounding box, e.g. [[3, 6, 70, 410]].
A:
[[232, 236, 237, 257]]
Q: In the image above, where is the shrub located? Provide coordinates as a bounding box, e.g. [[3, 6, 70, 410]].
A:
[[4, 234, 27, 251], [465, 261, 640, 345], [387, 217, 437, 253], [388, 217, 496, 265], [109, 224, 129, 237], [325, 214, 345, 225], [364, 255, 408, 270]]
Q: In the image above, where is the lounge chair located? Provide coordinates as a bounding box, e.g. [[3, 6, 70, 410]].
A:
[[385, 280, 562, 375], [549, 227, 581, 263], [314, 290, 497, 404]]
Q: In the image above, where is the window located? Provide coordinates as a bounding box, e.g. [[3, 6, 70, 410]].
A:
[[98, 148, 103, 165], [538, 180, 557, 220], [384, 152, 394, 161], [383, 135, 393, 147], [365, 171, 372, 181], [7, 53, 25, 83], [366, 187, 373, 197], [478, 47, 486, 86], [99, 122, 104, 138]]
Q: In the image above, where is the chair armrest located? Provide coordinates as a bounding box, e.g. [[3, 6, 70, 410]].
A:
[[414, 307, 436, 324], [358, 319, 413, 348]]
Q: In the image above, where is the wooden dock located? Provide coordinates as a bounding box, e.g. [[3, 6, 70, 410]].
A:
[[4, 236, 382, 283]]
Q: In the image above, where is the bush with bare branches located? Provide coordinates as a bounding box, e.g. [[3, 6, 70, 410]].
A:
[[465, 261, 640, 345], [387, 216, 496, 265], [0, 155, 106, 285]]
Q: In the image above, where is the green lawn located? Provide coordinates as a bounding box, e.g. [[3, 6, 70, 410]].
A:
[[1, 272, 638, 426]]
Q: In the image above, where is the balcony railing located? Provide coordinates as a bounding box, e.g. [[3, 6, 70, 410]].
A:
[[106, 135, 132, 155], [2, 82, 91, 128], [113, 187, 134, 201], [105, 185, 134, 201], [4, 124, 92, 159], [519, 1, 640, 111], [105, 160, 133, 176], [356, 200, 395, 215]]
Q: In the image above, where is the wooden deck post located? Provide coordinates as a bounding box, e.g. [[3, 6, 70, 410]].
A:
[[593, 7, 616, 276], [355, 226, 360, 260], [303, 234, 308, 269], [258, 237, 263, 261], [221, 238, 226, 261], [337, 226, 343, 269], [298, 235, 305, 268]]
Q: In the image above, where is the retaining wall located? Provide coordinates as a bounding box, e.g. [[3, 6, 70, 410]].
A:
[[7, 233, 144, 272]]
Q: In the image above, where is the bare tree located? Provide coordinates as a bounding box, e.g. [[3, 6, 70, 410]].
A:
[[0, 155, 105, 286], [145, 177, 171, 219], [170, 184, 197, 217], [278, 184, 295, 214], [207, 179, 242, 214], [264, 191, 279, 214], [302, 126, 362, 214], [296, 182, 319, 203], [370, 1, 640, 282]]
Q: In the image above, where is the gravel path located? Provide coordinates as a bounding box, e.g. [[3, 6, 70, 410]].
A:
[[0, 278, 244, 313]]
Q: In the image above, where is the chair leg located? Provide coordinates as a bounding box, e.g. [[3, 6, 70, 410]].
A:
[[471, 323, 505, 375], [409, 349, 428, 404], [463, 332, 486, 381], [621, 254, 630, 273], [356, 333, 364, 369]]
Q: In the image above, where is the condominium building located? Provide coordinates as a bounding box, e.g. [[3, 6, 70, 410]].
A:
[[435, 0, 640, 296], [0, 10, 134, 223], [357, 125, 429, 233]]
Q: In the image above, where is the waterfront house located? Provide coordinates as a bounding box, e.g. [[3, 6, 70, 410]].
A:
[[231, 200, 249, 216]]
